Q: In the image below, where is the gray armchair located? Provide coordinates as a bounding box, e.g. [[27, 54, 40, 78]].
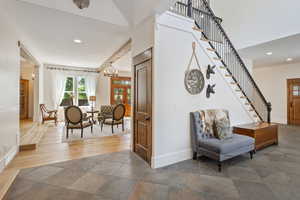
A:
[[190, 110, 255, 172]]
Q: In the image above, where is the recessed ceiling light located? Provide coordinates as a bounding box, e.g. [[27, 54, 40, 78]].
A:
[[73, 39, 82, 44], [266, 52, 273, 55], [287, 58, 293, 62]]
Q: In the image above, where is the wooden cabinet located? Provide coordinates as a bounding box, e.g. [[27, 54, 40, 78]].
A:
[[233, 123, 278, 151], [20, 79, 29, 120]]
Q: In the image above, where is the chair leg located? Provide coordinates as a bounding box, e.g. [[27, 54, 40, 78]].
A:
[[122, 121, 125, 131], [66, 128, 69, 139], [250, 151, 254, 159], [101, 122, 103, 132], [81, 129, 83, 138], [111, 125, 114, 133], [91, 125, 93, 133], [193, 152, 197, 160], [218, 162, 222, 172]]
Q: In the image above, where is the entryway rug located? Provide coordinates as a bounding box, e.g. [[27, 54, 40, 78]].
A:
[[62, 118, 131, 142]]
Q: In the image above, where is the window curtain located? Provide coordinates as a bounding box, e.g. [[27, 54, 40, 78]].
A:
[[50, 70, 67, 109], [85, 75, 97, 106]]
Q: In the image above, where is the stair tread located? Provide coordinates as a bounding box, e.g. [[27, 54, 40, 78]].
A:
[[207, 48, 216, 52], [192, 26, 203, 32], [213, 57, 222, 61], [200, 37, 223, 44]]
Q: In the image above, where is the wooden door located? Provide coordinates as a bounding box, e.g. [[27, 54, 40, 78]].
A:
[[288, 79, 300, 125], [133, 48, 152, 164], [111, 77, 132, 116], [20, 79, 29, 120]]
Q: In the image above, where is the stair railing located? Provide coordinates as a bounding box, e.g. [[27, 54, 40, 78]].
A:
[[171, 0, 271, 123]]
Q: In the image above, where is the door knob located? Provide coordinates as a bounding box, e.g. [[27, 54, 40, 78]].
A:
[[145, 116, 151, 121]]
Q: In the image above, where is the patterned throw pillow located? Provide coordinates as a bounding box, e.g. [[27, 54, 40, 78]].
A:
[[198, 110, 215, 138], [213, 110, 233, 140]]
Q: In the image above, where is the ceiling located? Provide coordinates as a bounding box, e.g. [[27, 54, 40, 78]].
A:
[[113, 51, 132, 71], [211, 0, 300, 49], [239, 33, 300, 68], [16, 0, 131, 68], [15, 0, 170, 68], [18, 0, 129, 26]]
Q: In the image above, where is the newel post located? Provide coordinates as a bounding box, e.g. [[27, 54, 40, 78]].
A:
[[187, 0, 192, 17], [267, 102, 272, 123]]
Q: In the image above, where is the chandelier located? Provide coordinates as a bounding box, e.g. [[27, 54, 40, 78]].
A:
[[103, 62, 119, 77], [73, 0, 90, 9]]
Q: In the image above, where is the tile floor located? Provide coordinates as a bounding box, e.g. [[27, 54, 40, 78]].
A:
[[4, 125, 300, 200]]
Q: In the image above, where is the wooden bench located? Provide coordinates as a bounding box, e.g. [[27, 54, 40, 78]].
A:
[[233, 123, 278, 151]]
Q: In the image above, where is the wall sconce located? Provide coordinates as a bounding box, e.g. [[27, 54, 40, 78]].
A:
[[31, 73, 35, 80]]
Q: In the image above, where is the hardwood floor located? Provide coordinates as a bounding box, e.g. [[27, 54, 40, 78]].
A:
[[0, 122, 131, 199], [20, 120, 43, 151]]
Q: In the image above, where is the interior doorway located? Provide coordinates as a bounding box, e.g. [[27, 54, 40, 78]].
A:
[[19, 43, 40, 150], [133, 48, 152, 165], [287, 79, 300, 125]]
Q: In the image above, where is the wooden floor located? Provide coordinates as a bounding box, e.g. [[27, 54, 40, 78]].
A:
[[19, 119, 40, 151], [0, 122, 131, 199]]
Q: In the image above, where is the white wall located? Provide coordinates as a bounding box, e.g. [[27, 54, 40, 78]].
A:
[[211, 0, 300, 49], [253, 62, 300, 124], [97, 70, 132, 107], [0, 0, 20, 171], [152, 12, 254, 168], [131, 16, 155, 57]]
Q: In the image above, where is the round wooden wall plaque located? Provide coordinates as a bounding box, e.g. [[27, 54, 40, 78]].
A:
[[184, 69, 205, 95]]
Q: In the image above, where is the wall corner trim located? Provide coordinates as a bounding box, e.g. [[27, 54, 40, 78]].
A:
[[0, 145, 18, 173], [151, 148, 192, 168]]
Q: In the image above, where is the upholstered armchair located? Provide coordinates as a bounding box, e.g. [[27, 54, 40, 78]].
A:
[[98, 105, 114, 126], [40, 104, 58, 125], [190, 109, 255, 172], [65, 106, 93, 138], [101, 104, 125, 133]]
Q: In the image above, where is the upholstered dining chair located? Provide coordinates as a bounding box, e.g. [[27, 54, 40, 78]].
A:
[[65, 106, 93, 139], [101, 104, 125, 133], [40, 104, 58, 125]]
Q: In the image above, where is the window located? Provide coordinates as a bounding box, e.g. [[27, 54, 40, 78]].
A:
[[60, 76, 89, 107], [77, 77, 89, 106]]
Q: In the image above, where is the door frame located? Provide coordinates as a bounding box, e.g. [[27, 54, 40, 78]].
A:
[[19, 41, 41, 123], [133, 48, 153, 165], [287, 78, 300, 124]]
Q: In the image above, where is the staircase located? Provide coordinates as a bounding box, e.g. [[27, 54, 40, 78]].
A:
[[171, 0, 271, 123]]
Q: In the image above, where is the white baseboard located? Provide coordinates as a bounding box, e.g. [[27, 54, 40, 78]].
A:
[[151, 148, 192, 168], [0, 145, 18, 173]]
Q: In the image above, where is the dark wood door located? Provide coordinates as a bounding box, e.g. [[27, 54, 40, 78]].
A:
[[20, 79, 29, 120], [288, 79, 300, 125], [133, 49, 152, 164], [111, 77, 132, 116]]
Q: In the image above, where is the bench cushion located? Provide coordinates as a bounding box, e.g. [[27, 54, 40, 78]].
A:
[[198, 134, 254, 154]]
